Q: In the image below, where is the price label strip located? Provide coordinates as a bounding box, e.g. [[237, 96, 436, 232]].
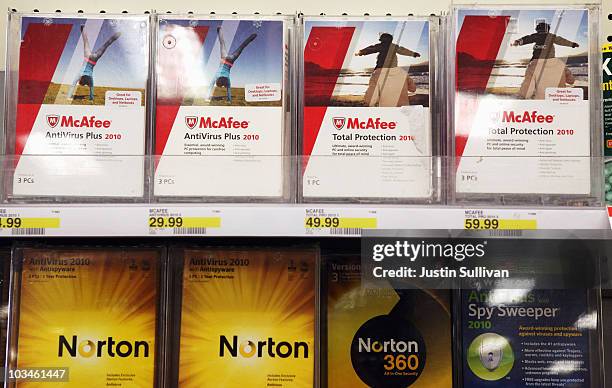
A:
[[464, 218, 537, 229], [0, 217, 60, 236], [463, 209, 537, 235], [304, 215, 378, 236], [148, 208, 221, 235]]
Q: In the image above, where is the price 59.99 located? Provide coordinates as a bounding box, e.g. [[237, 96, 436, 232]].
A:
[[464, 218, 499, 230]]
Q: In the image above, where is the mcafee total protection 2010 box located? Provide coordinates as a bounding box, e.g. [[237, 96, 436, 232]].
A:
[[451, 6, 602, 206], [300, 16, 442, 203]]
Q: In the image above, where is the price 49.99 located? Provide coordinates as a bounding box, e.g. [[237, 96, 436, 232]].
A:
[[305, 217, 340, 228]]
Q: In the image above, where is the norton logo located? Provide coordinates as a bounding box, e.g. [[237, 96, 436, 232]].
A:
[[351, 315, 426, 386], [333, 117, 346, 130], [357, 337, 419, 353], [46, 115, 60, 128], [57, 335, 150, 358], [186, 116, 249, 129], [219, 335, 309, 358], [500, 111, 554, 123], [185, 116, 198, 129]]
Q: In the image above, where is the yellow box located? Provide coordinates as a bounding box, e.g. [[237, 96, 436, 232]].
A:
[[8, 248, 162, 387], [174, 247, 318, 388]]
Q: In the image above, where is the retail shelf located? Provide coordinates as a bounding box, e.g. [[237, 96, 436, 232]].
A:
[[0, 204, 606, 237]]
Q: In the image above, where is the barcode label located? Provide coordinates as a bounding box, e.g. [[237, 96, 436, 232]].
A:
[[330, 228, 362, 236], [488, 230, 522, 237], [11, 228, 46, 236], [173, 227, 207, 235]]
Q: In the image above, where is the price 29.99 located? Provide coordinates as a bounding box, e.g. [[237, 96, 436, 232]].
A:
[[149, 216, 183, 228], [0, 217, 22, 228]]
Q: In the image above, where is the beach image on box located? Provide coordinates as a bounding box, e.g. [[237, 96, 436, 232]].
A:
[[157, 19, 284, 107], [304, 20, 430, 107], [456, 9, 589, 100], [20, 17, 148, 106]]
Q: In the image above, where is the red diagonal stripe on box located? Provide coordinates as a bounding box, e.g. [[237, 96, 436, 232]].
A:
[[155, 25, 209, 160], [302, 26, 354, 172], [455, 15, 509, 168], [15, 23, 72, 161]]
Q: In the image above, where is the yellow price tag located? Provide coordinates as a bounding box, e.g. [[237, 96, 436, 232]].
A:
[[149, 216, 221, 229], [305, 217, 377, 229], [464, 218, 537, 230], [182, 217, 221, 228], [0, 217, 60, 229]]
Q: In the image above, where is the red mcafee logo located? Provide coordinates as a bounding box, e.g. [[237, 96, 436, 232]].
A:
[[185, 116, 197, 129], [59, 116, 111, 128], [47, 115, 111, 128], [346, 117, 396, 130], [607, 140, 612, 149], [333, 117, 346, 130], [190, 117, 249, 129], [501, 111, 554, 123], [47, 115, 60, 128]]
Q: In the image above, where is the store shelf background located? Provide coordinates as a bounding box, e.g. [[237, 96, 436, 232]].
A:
[[0, 0, 606, 237], [0, 0, 609, 68], [0, 0, 610, 384]]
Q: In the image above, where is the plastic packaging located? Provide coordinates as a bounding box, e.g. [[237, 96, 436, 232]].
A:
[[3, 12, 152, 202], [5, 246, 167, 387], [154, 14, 294, 202], [168, 246, 319, 387], [322, 254, 453, 387], [455, 288, 604, 387], [449, 4, 603, 206], [0, 248, 10, 369], [299, 15, 443, 204]]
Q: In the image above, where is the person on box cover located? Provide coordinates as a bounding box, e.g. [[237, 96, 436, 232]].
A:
[[512, 22, 579, 99], [355, 33, 421, 107], [355, 32, 421, 68], [68, 25, 122, 102], [208, 27, 257, 103]]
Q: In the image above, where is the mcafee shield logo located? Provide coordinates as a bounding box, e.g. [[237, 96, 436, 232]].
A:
[[185, 116, 198, 129], [46, 115, 60, 128], [332, 117, 346, 130], [489, 111, 500, 123]]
